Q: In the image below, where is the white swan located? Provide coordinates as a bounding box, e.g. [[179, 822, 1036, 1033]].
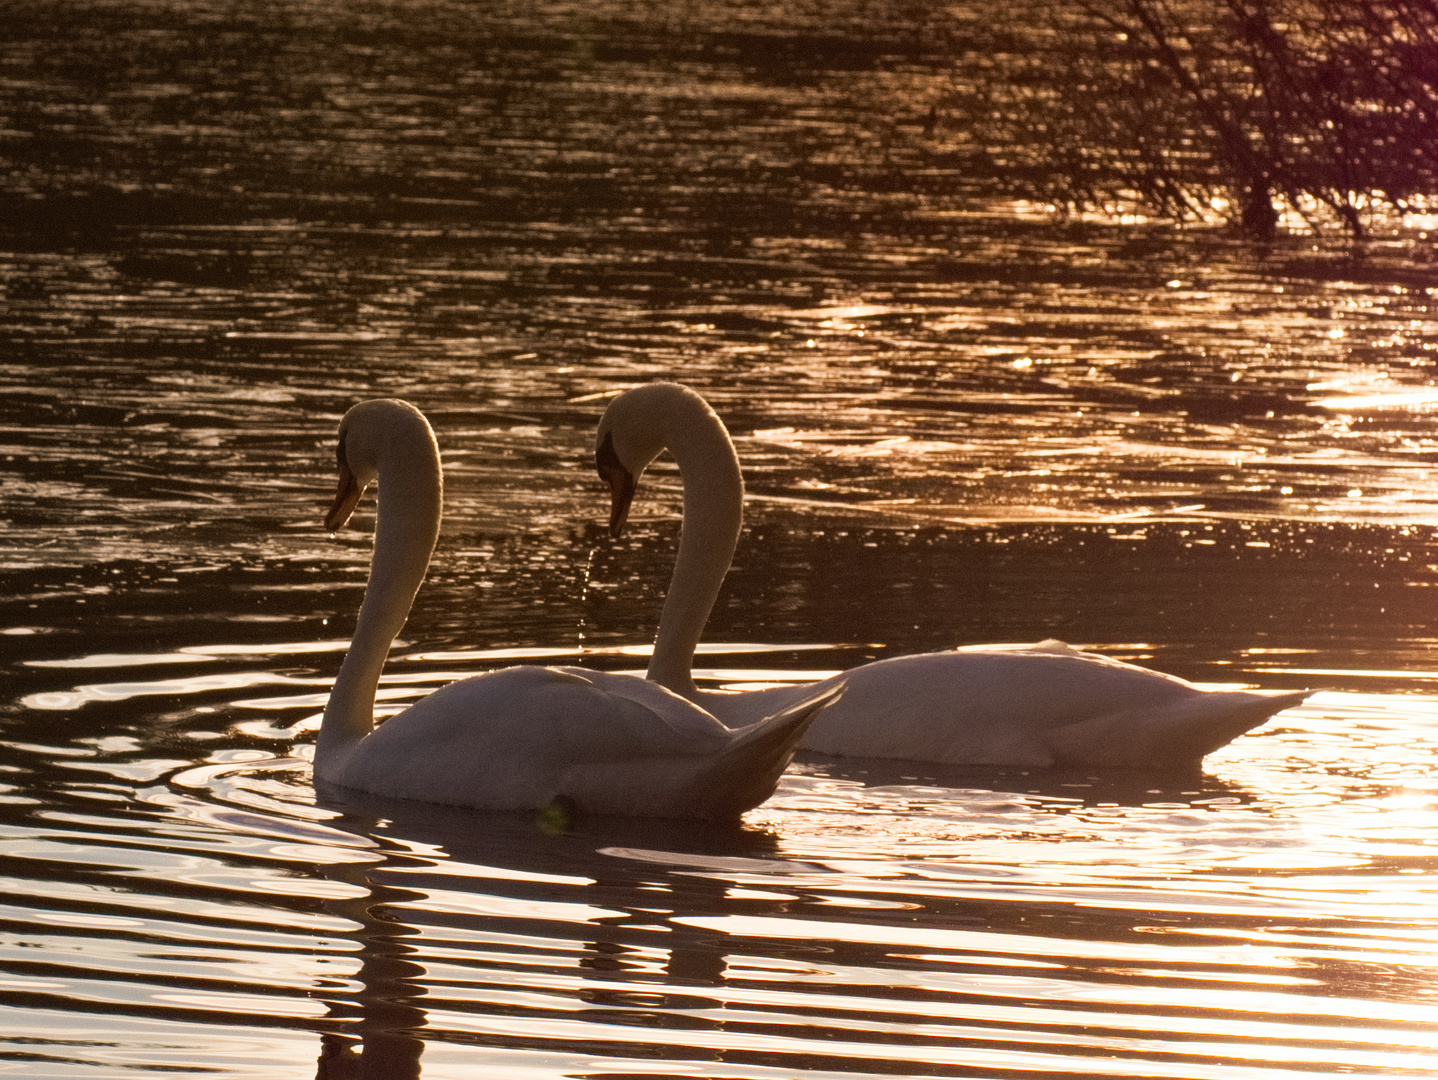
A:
[[594, 382, 1309, 769], [315, 398, 842, 819]]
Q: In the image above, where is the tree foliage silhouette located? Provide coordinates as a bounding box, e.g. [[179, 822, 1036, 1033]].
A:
[[935, 0, 1438, 236]]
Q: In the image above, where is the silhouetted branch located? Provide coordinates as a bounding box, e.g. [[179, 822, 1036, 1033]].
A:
[[931, 0, 1438, 236]]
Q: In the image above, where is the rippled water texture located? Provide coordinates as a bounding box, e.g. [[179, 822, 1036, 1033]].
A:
[[2, 1, 1438, 1076]]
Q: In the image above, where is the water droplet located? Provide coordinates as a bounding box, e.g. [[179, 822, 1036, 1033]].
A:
[[577, 546, 596, 650]]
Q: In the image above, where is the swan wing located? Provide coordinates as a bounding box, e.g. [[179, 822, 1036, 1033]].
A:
[[551, 666, 734, 751], [544, 666, 734, 759], [558, 678, 846, 819]]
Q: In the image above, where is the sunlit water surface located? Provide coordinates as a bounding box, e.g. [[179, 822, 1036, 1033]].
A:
[[2, 0, 1438, 1076]]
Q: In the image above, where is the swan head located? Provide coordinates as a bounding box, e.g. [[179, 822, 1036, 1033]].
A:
[[596, 382, 736, 539], [595, 385, 680, 538], [325, 399, 436, 532]]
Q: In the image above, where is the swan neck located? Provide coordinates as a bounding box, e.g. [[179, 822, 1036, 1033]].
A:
[[319, 435, 442, 767], [646, 407, 742, 697]]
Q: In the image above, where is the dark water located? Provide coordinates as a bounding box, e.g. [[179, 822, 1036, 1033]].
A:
[[3, 1, 1438, 1076]]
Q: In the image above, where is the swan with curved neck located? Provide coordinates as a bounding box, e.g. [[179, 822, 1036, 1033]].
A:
[[315, 398, 841, 818], [595, 382, 1308, 769]]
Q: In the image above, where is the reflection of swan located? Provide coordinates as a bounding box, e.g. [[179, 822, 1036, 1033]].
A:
[[594, 383, 1308, 769], [315, 865, 426, 1080], [310, 786, 795, 1078], [316, 399, 841, 818]]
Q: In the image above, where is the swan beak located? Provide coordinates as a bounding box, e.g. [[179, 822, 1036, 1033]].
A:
[[596, 432, 636, 538], [325, 457, 362, 532]]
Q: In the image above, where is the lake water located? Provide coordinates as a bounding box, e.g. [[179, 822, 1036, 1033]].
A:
[[2, 1, 1437, 1076]]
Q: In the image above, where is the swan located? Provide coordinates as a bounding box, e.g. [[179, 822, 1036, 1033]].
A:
[[315, 398, 842, 819], [594, 382, 1309, 769]]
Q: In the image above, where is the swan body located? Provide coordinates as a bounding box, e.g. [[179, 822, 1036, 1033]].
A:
[[594, 383, 1308, 769], [316, 398, 841, 819]]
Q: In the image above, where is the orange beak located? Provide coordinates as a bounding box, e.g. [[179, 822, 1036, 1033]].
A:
[[596, 431, 636, 539], [325, 438, 362, 532]]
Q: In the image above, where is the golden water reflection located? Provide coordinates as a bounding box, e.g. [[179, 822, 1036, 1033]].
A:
[[4, 642, 1438, 1074]]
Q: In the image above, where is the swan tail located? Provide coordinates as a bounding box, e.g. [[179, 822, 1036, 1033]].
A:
[[1042, 689, 1309, 769], [688, 681, 847, 819]]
